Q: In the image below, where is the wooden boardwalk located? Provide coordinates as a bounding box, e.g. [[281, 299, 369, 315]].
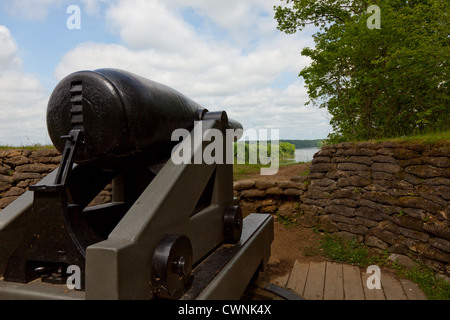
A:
[[269, 261, 427, 300]]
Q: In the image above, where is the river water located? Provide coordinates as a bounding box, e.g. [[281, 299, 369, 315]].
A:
[[280, 147, 321, 165]]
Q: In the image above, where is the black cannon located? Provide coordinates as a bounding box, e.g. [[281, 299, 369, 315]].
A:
[[48, 68, 229, 167], [0, 69, 273, 299]]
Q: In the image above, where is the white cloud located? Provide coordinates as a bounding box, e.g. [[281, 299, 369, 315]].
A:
[[4, 0, 111, 20], [2, 0, 330, 145], [0, 26, 22, 69], [220, 81, 330, 139], [106, 0, 198, 52], [3, 0, 64, 21], [56, 1, 312, 91], [54, 0, 329, 139], [0, 26, 49, 145], [80, 0, 111, 15], [165, 0, 277, 47], [54, 38, 305, 96]]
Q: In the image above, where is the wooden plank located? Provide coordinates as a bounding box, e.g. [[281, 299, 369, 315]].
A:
[[303, 261, 326, 300], [343, 264, 365, 300], [323, 262, 344, 300], [361, 270, 385, 300], [399, 278, 427, 300], [381, 272, 407, 300], [286, 260, 309, 297]]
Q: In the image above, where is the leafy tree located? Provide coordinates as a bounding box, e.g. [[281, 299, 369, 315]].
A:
[[274, 0, 449, 143], [280, 142, 296, 158], [234, 141, 296, 163]]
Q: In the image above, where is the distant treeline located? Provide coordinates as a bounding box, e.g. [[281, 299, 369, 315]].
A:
[[234, 141, 295, 163], [279, 139, 322, 148]]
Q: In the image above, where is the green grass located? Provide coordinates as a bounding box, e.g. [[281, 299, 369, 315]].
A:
[[323, 130, 450, 146], [233, 161, 307, 181], [317, 233, 450, 300], [319, 234, 386, 267], [0, 144, 55, 150], [233, 163, 268, 181], [392, 263, 450, 300], [297, 169, 309, 176], [275, 211, 303, 229], [381, 130, 450, 144]]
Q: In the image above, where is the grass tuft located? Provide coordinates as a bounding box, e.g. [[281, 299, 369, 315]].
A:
[[0, 144, 55, 150], [318, 233, 450, 300]]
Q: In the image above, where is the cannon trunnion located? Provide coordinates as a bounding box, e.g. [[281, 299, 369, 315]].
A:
[[0, 69, 273, 300]]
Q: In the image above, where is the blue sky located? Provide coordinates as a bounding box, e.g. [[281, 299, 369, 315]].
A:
[[0, 0, 331, 146], [0, 0, 118, 89]]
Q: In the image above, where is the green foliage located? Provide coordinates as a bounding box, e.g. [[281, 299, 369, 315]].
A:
[[280, 142, 296, 158], [275, 212, 303, 229], [319, 234, 381, 267], [317, 233, 450, 299], [394, 265, 450, 300], [275, 0, 450, 143]]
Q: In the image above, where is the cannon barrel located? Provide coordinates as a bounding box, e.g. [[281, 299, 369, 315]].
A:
[[47, 68, 241, 167]]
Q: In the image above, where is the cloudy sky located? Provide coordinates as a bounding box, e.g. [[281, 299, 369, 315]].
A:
[[0, 0, 332, 146]]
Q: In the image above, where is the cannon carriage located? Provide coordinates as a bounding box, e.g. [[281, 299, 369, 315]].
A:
[[0, 69, 273, 300]]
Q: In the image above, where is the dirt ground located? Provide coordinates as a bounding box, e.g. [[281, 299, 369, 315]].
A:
[[237, 163, 328, 283], [241, 162, 311, 181], [258, 221, 326, 283]]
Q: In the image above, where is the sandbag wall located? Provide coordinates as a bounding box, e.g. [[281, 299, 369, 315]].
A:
[[1, 141, 449, 275], [0, 149, 111, 210], [301, 141, 449, 274], [235, 140, 449, 275], [0, 149, 60, 209]]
